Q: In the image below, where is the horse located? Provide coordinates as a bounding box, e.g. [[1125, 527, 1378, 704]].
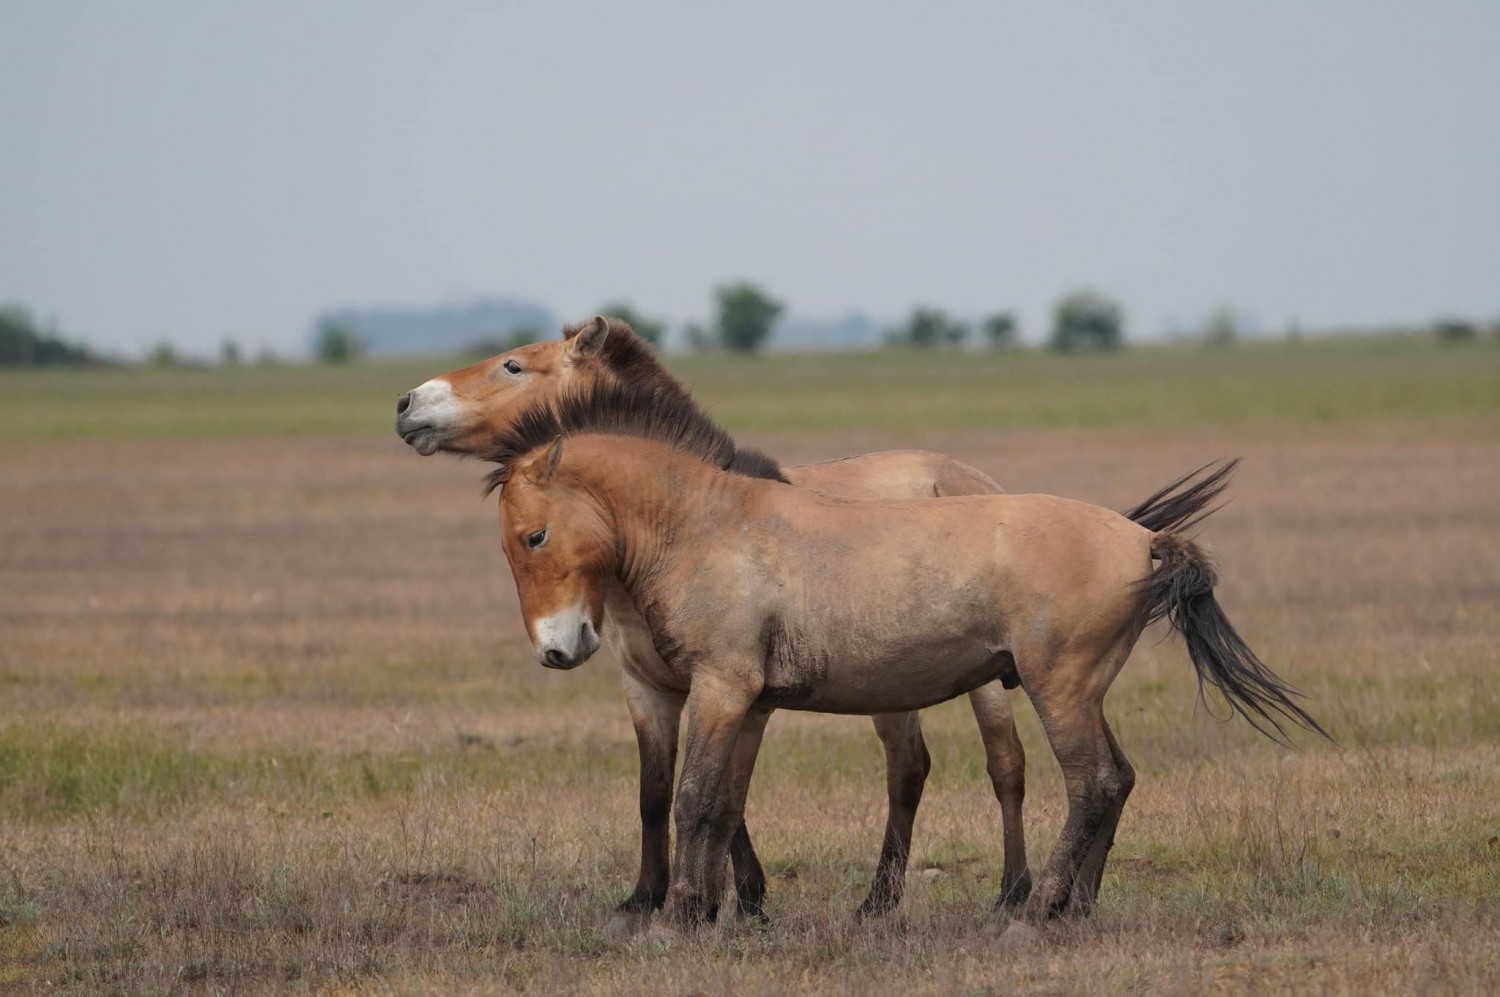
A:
[[397, 316, 1034, 920], [398, 317, 1234, 925], [485, 383, 1328, 930]]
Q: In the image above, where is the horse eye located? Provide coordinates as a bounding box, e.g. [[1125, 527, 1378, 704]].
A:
[[503, 359, 523, 375], [526, 528, 548, 549]]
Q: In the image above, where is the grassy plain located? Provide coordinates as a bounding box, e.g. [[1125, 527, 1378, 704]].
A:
[[1, 337, 1497, 994]]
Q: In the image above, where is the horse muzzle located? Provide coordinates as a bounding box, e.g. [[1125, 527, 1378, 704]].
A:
[[394, 380, 463, 455], [533, 612, 601, 670]]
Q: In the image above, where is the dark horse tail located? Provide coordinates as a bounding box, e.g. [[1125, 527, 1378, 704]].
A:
[[1118, 458, 1329, 743], [1122, 458, 1238, 534], [1138, 530, 1331, 744]]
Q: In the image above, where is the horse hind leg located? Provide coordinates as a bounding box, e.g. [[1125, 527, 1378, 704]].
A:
[[1063, 716, 1135, 918], [1015, 645, 1135, 922], [855, 711, 931, 919], [968, 680, 1033, 910]]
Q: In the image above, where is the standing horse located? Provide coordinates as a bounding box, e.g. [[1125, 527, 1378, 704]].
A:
[[397, 317, 1033, 919], [487, 394, 1328, 930], [399, 317, 1234, 925]]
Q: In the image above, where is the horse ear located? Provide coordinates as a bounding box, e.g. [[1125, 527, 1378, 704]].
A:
[[571, 316, 609, 359], [535, 436, 564, 484]]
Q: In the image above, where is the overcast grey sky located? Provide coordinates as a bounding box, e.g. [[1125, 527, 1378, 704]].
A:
[[3, 1, 1497, 356]]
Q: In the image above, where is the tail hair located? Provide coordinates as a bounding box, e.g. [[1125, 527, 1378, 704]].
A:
[[1124, 459, 1238, 535], [1140, 532, 1331, 745]]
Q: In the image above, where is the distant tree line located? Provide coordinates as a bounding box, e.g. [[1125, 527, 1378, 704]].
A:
[[8, 289, 1496, 369], [302, 296, 1500, 364], [885, 307, 1021, 350], [0, 304, 102, 367]]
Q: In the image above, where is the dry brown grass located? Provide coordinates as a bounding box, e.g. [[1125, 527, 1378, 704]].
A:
[[2, 419, 1498, 994]]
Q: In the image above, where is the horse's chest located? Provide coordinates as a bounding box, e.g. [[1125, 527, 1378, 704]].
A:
[[601, 605, 690, 694]]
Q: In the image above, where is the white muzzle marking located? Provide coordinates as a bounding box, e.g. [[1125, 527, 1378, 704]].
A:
[[398, 379, 464, 455], [532, 604, 601, 669]]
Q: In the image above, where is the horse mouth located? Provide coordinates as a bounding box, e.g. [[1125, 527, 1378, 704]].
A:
[[397, 422, 445, 456]]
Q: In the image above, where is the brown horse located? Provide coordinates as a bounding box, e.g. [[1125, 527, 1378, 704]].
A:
[[398, 318, 1234, 925], [487, 386, 1328, 930], [397, 317, 1033, 920]]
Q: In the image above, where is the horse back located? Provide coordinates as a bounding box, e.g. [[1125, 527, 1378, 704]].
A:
[[784, 450, 1004, 500]]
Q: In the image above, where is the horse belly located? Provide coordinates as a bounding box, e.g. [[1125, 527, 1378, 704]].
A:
[[754, 567, 1009, 712], [768, 633, 1004, 715]]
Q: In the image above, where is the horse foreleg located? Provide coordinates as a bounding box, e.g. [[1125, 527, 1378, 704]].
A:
[[618, 675, 684, 915], [663, 674, 760, 930], [726, 710, 773, 919], [855, 711, 930, 919], [968, 681, 1033, 909]]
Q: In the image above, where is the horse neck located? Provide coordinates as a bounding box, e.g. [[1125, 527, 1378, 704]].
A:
[[573, 439, 745, 595]]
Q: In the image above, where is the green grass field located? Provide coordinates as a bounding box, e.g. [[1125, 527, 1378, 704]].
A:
[[2, 334, 1495, 442], [1, 334, 1497, 994]]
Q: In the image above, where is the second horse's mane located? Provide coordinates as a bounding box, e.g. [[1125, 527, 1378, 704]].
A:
[[484, 374, 786, 493]]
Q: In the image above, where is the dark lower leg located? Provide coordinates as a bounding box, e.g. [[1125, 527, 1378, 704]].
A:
[[1065, 719, 1134, 917], [857, 711, 930, 918], [1017, 699, 1117, 923], [728, 821, 766, 917], [618, 684, 682, 913], [969, 683, 1032, 909], [724, 712, 771, 918], [1021, 772, 1109, 921], [663, 688, 756, 929]]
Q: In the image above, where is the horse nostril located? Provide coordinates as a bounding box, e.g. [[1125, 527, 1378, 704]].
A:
[[544, 649, 570, 668], [395, 392, 412, 416]]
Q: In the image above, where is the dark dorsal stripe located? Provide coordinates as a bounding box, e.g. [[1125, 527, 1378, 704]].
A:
[[484, 377, 786, 494]]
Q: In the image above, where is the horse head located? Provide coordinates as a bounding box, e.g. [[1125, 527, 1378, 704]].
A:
[[394, 315, 619, 456], [495, 437, 612, 670]]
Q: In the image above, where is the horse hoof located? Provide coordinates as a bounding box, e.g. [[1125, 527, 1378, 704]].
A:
[[996, 872, 1034, 910], [603, 911, 651, 941], [993, 920, 1045, 951]]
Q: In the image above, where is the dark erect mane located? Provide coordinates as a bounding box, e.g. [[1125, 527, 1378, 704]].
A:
[[483, 379, 787, 495], [562, 316, 685, 393]]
